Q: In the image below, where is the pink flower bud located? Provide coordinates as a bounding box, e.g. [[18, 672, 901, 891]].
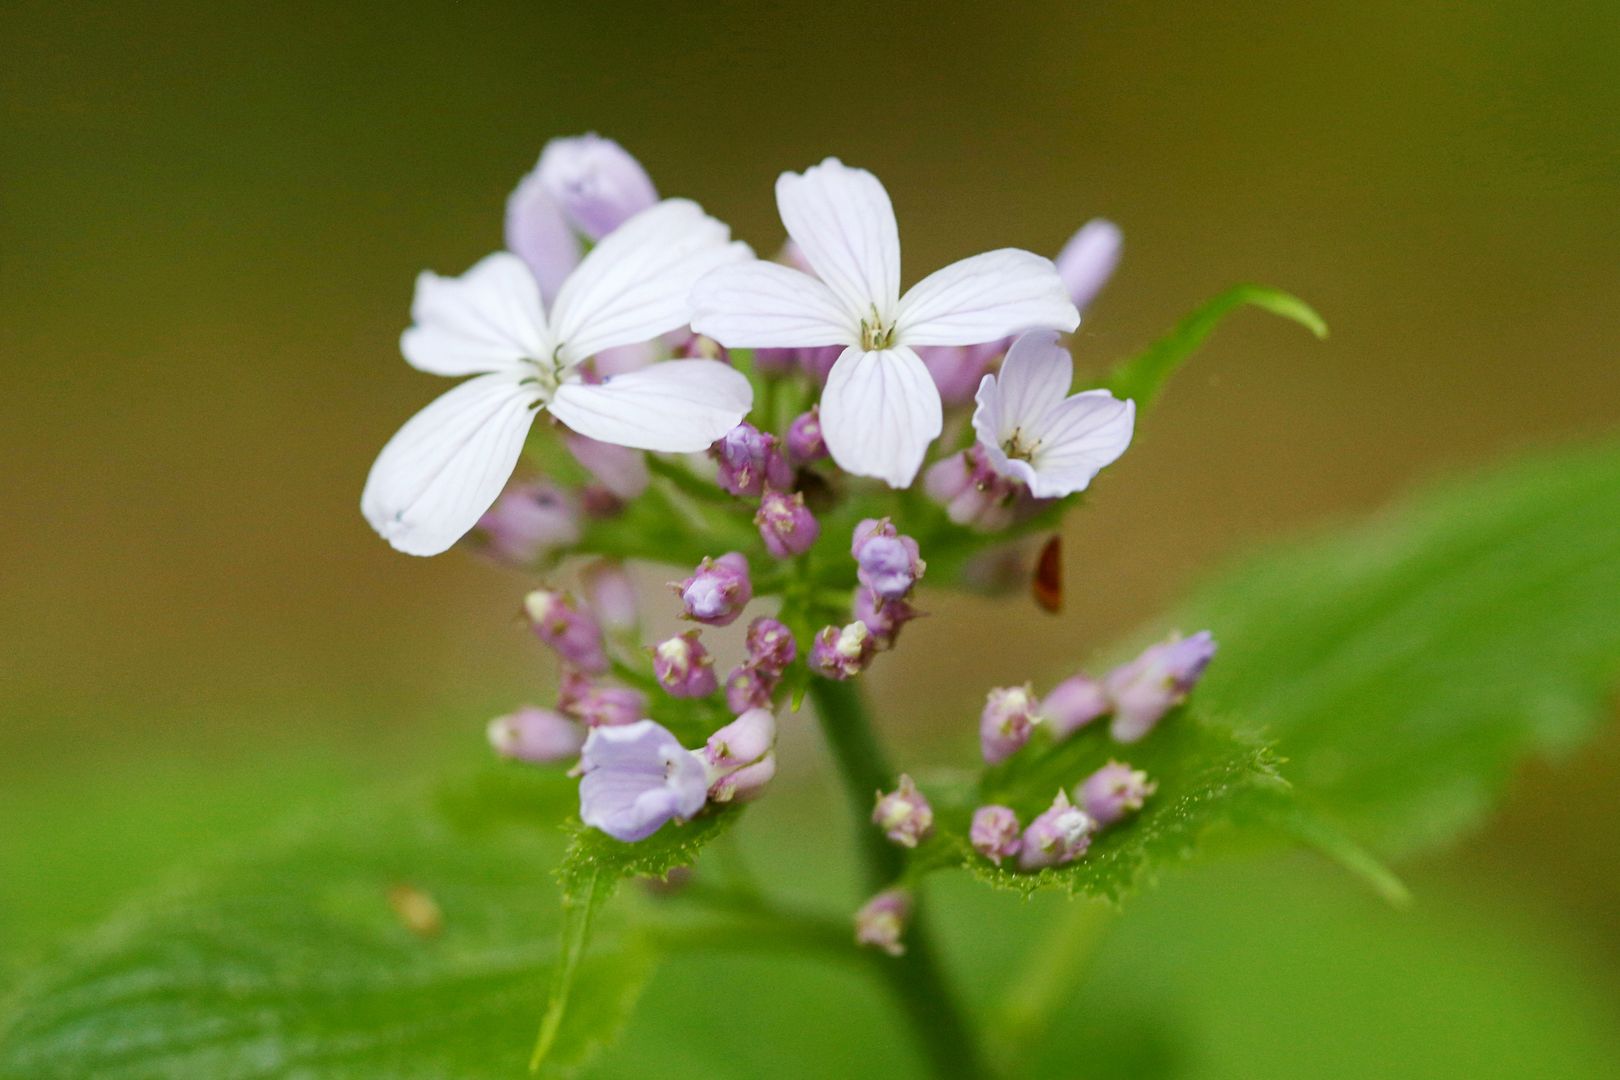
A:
[[1042, 674, 1109, 739], [980, 685, 1043, 765], [564, 684, 647, 728], [653, 630, 718, 698], [566, 433, 649, 501], [923, 446, 1017, 531], [756, 491, 820, 559], [504, 167, 579, 306], [809, 621, 875, 680], [474, 481, 581, 566], [524, 589, 608, 674], [872, 774, 934, 848], [744, 616, 797, 673], [917, 341, 1004, 406], [1055, 218, 1122, 314], [534, 134, 658, 241], [724, 661, 777, 714], [675, 552, 753, 627], [854, 888, 914, 957], [786, 408, 828, 464], [580, 559, 639, 634], [709, 752, 776, 803], [851, 518, 925, 600], [853, 587, 919, 651], [487, 707, 584, 764], [1078, 761, 1156, 827], [712, 423, 792, 497], [703, 708, 777, 770], [970, 805, 1023, 865], [1018, 791, 1095, 870], [1104, 631, 1217, 743]]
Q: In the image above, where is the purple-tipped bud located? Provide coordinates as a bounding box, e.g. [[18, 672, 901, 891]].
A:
[[872, 774, 934, 848], [970, 805, 1024, 865], [487, 706, 584, 764], [653, 630, 718, 698], [475, 481, 581, 566], [854, 888, 913, 957], [1042, 674, 1109, 739], [709, 752, 776, 803], [524, 589, 608, 674], [852, 518, 925, 600], [703, 708, 777, 770], [980, 685, 1043, 765], [534, 134, 658, 241], [786, 408, 828, 464], [853, 587, 920, 651], [1104, 631, 1217, 743], [566, 433, 649, 501], [713, 423, 792, 497], [1018, 791, 1095, 871], [504, 167, 580, 305], [918, 341, 1004, 406], [565, 684, 647, 728], [578, 719, 708, 842], [580, 559, 639, 635], [809, 621, 875, 680], [744, 616, 797, 673], [923, 446, 1017, 531], [675, 552, 753, 627], [1055, 218, 1123, 314], [724, 661, 778, 714], [756, 491, 820, 559], [1078, 761, 1157, 827]]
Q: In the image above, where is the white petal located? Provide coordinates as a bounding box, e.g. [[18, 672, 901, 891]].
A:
[[690, 260, 859, 347], [896, 249, 1079, 347], [819, 346, 943, 488], [549, 360, 753, 453], [776, 159, 900, 320], [1026, 391, 1136, 498], [400, 253, 551, 377], [549, 199, 750, 364], [992, 329, 1074, 434], [361, 373, 541, 556]]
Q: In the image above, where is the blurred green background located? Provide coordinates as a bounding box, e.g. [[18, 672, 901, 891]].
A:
[[3, 1, 1618, 1075]]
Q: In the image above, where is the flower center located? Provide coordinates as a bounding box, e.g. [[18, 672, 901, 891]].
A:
[[1002, 428, 1041, 462], [522, 350, 567, 400], [859, 312, 896, 351]]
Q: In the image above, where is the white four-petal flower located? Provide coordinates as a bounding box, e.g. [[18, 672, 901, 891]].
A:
[[362, 199, 753, 556], [972, 330, 1135, 498], [690, 159, 1080, 487]]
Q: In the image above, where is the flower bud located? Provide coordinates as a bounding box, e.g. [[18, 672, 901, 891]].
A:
[[651, 630, 717, 698], [675, 332, 729, 362], [703, 708, 777, 770], [675, 552, 753, 627], [565, 684, 647, 728], [504, 167, 580, 305], [918, 341, 1003, 406], [1018, 791, 1095, 870], [1055, 218, 1122, 315], [713, 422, 792, 497], [487, 707, 584, 763], [744, 616, 797, 673], [1078, 761, 1156, 827], [1041, 674, 1109, 739], [724, 661, 777, 714], [566, 433, 649, 501], [970, 805, 1023, 865], [1104, 631, 1217, 743], [524, 589, 609, 674], [853, 587, 919, 651], [851, 518, 925, 600], [854, 888, 913, 957], [474, 481, 581, 566], [809, 621, 875, 680], [534, 133, 658, 241], [872, 774, 933, 848], [756, 491, 820, 559], [709, 752, 776, 803], [980, 685, 1043, 765], [580, 559, 639, 635], [923, 446, 1017, 531], [786, 408, 828, 464]]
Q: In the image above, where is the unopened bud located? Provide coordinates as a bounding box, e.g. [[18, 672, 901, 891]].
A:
[[923, 446, 1017, 531], [675, 552, 753, 627], [580, 559, 639, 635], [1104, 631, 1217, 743], [744, 616, 797, 673], [756, 491, 820, 559], [1041, 674, 1109, 739], [854, 888, 913, 957], [1078, 761, 1156, 827], [534, 134, 658, 240], [851, 518, 925, 600], [969, 805, 1023, 865], [980, 684, 1043, 765], [872, 774, 934, 848], [809, 621, 875, 680], [918, 341, 1003, 406], [474, 481, 581, 566], [1055, 218, 1122, 315], [709, 751, 777, 803], [564, 684, 647, 728], [566, 433, 649, 501], [712, 422, 792, 497], [487, 707, 583, 764], [524, 588, 608, 674], [724, 661, 778, 714], [786, 408, 828, 464], [853, 587, 920, 651], [1018, 791, 1095, 871], [653, 630, 718, 698]]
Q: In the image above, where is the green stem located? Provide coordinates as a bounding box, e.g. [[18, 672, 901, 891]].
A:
[[996, 898, 1114, 1069], [807, 679, 991, 1080]]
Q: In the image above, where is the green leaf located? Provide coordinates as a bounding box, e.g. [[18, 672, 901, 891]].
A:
[[1104, 284, 1327, 409], [0, 778, 653, 1080], [1180, 437, 1620, 857]]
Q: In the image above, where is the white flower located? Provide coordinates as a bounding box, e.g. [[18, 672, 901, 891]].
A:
[[362, 199, 752, 556], [691, 159, 1079, 487], [971, 330, 1135, 498]]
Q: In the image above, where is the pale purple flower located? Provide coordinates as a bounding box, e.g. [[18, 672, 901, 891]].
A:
[[676, 552, 753, 627], [1054, 219, 1122, 314], [692, 159, 1079, 487], [712, 422, 792, 497], [872, 774, 933, 848], [578, 719, 709, 842], [363, 200, 752, 556], [524, 588, 609, 674], [744, 616, 797, 673], [1018, 791, 1095, 871], [923, 445, 1019, 531], [653, 630, 718, 698], [972, 330, 1135, 499], [487, 706, 584, 763], [970, 805, 1023, 865], [756, 491, 820, 558], [786, 408, 828, 464], [1078, 761, 1156, 827], [1042, 674, 1110, 739], [581, 559, 639, 634], [1105, 631, 1217, 743], [809, 621, 875, 680], [565, 432, 650, 501], [474, 481, 581, 565], [854, 888, 913, 957], [851, 518, 924, 600], [980, 684, 1043, 765], [533, 134, 659, 241], [853, 587, 919, 651]]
